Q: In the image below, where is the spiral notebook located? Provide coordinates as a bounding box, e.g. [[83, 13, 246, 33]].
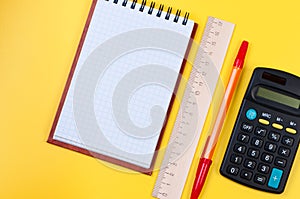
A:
[[48, 0, 198, 174]]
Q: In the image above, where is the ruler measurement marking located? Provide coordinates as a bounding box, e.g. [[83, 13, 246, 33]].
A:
[[153, 17, 235, 199]]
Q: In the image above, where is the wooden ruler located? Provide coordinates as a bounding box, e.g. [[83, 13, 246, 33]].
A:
[[152, 17, 235, 199]]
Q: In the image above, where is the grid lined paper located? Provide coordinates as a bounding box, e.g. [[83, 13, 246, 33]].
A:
[[53, 0, 195, 169]]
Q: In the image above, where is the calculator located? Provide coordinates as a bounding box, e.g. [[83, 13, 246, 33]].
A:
[[220, 67, 300, 193]]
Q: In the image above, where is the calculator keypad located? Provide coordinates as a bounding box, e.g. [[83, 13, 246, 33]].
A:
[[220, 100, 300, 193]]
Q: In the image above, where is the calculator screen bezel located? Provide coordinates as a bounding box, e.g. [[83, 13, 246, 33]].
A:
[[251, 85, 300, 112], [245, 68, 300, 116]]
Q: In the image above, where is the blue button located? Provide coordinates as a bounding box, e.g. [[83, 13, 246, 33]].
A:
[[246, 108, 257, 121], [268, 168, 283, 189]]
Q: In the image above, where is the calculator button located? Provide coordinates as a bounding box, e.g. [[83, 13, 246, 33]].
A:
[[251, 137, 263, 148], [282, 136, 294, 146], [272, 123, 283, 130], [241, 170, 253, 180], [230, 154, 243, 165], [278, 147, 290, 157], [268, 168, 283, 189], [238, 133, 250, 143], [254, 174, 266, 185], [258, 164, 270, 174], [261, 153, 273, 163], [241, 123, 254, 133], [246, 108, 257, 120], [275, 158, 287, 168], [248, 148, 260, 158], [244, 159, 256, 170], [259, 119, 270, 125], [264, 142, 277, 152], [234, 144, 246, 154], [268, 131, 281, 142], [286, 127, 297, 134], [227, 165, 239, 176], [255, 127, 267, 137]]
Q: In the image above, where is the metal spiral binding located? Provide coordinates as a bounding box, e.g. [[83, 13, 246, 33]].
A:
[[105, 0, 190, 25], [131, 0, 137, 9], [122, 0, 128, 7], [182, 12, 189, 25], [165, 7, 172, 20], [174, 9, 181, 22], [139, 0, 146, 12], [156, 4, 164, 17], [148, 2, 155, 14]]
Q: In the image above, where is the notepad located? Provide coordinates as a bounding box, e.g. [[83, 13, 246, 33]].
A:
[[48, 0, 197, 173]]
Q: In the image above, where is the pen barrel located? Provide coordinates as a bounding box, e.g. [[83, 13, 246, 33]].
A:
[[191, 41, 248, 199], [191, 158, 212, 199], [202, 67, 242, 159], [224, 67, 242, 108]]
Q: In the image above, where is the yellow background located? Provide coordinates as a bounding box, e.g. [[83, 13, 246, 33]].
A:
[[1, 0, 300, 198]]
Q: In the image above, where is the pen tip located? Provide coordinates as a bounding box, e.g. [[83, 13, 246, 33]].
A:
[[234, 40, 249, 69]]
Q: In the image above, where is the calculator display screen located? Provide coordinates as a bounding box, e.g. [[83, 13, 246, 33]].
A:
[[256, 87, 300, 109]]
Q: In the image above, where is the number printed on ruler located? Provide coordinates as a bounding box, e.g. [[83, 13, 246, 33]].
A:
[[152, 17, 235, 199]]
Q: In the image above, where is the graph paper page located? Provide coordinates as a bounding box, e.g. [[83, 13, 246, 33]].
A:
[[53, 0, 195, 169]]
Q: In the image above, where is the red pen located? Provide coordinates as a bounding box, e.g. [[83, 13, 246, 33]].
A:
[[190, 41, 249, 199]]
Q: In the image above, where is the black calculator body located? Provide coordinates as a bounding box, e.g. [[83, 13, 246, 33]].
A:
[[220, 67, 300, 193]]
